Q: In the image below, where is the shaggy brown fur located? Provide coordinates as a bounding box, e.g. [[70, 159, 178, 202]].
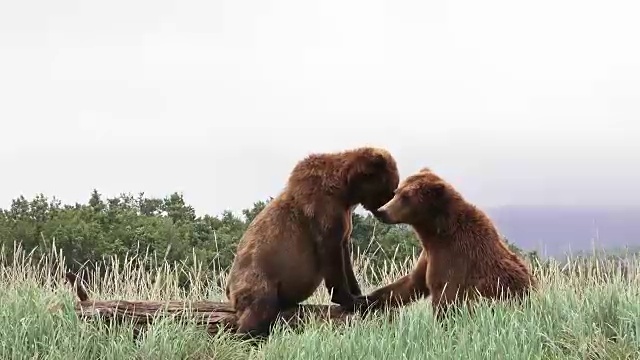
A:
[[361, 167, 537, 320], [225, 147, 400, 337]]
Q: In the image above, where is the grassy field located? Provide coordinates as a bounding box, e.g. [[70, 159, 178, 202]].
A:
[[1, 243, 639, 360]]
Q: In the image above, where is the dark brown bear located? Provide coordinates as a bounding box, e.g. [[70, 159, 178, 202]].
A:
[[361, 167, 536, 320], [225, 147, 400, 337]]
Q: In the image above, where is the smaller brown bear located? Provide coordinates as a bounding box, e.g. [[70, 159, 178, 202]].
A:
[[225, 147, 400, 337], [360, 167, 537, 320]]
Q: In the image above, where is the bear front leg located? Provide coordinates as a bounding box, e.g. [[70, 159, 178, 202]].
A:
[[359, 250, 430, 312], [361, 274, 424, 311], [342, 241, 362, 297], [319, 239, 356, 307]]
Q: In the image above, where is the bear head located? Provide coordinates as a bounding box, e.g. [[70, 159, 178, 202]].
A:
[[375, 167, 460, 225], [344, 147, 400, 215]]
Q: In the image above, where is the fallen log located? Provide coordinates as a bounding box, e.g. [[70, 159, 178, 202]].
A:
[[65, 272, 355, 336], [72, 299, 353, 335]]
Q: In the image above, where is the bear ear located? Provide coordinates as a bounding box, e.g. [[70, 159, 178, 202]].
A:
[[347, 150, 385, 183], [419, 167, 432, 173], [430, 182, 446, 197], [348, 148, 390, 182], [370, 152, 388, 170]]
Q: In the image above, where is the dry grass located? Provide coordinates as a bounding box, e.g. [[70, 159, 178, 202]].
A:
[[1, 241, 639, 359]]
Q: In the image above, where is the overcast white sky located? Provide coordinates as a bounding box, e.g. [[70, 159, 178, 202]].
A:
[[0, 0, 639, 216]]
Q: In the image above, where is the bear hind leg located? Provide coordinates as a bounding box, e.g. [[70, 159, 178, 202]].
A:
[[235, 290, 280, 339]]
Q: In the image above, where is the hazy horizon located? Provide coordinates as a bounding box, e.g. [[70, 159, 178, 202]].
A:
[[1, 0, 639, 217]]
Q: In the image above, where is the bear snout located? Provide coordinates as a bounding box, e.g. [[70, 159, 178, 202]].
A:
[[374, 205, 393, 224]]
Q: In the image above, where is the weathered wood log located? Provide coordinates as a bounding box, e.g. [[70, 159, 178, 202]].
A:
[[73, 299, 353, 335], [65, 272, 355, 336]]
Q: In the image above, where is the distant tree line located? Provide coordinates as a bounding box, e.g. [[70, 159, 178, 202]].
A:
[[0, 191, 539, 277]]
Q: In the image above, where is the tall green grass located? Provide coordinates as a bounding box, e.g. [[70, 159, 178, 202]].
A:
[[1, 241, 639, 359]]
